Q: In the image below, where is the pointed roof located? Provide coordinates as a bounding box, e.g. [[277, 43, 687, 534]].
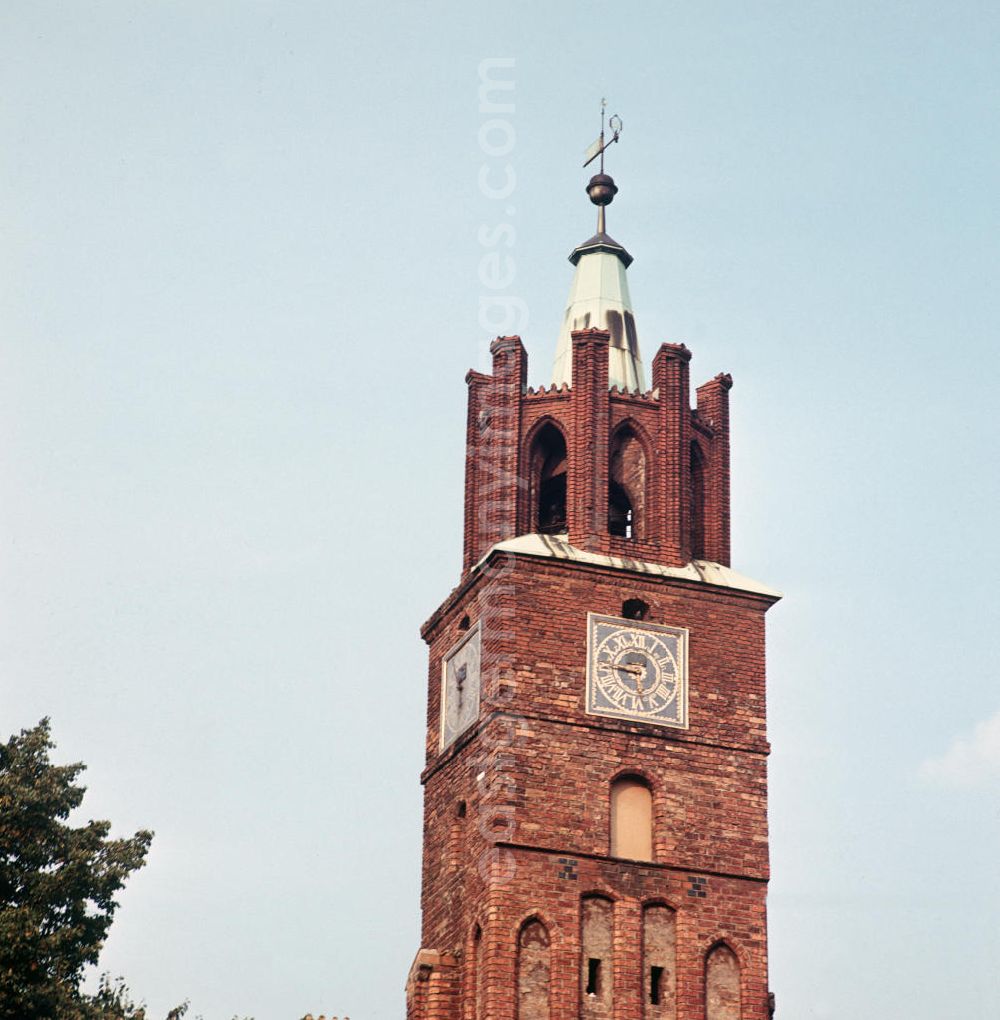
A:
[[568, 230, 633, 268], [551, 174, 644, 391]]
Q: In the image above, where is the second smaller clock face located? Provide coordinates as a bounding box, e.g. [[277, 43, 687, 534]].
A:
[[586, 613, 689, 729], [440, 623, 482, 750]]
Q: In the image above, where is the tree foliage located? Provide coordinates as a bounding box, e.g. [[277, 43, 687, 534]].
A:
[[74, 974, 188, 1020], [0, 719, 153, 1020]]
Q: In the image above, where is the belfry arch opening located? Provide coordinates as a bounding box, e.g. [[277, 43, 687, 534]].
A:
[[529, 423, 567, 535], [689, 441, 706, 560], [609, 426, 646, 539]]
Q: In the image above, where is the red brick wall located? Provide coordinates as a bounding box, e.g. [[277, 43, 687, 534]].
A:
[[409, 551, 776, 1020], [410, 335, 777, 1020], [461, 333, 732, 572]]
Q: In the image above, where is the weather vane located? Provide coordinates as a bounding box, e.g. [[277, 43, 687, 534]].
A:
[[583, 97, 623, 172], [582, 99, 624, 234]]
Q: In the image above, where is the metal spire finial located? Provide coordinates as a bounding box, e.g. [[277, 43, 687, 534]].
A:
[[582, 101, 623, 234]]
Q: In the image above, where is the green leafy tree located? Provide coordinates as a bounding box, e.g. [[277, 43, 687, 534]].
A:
[[0, 719, 153, 1020], [77, 974, 188, 1020]]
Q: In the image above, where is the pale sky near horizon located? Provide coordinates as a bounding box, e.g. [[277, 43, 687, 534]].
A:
[[3, 2, 999, 1018]]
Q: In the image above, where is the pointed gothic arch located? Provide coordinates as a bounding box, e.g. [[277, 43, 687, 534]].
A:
[[609, 422, 648, 539], [516, 917, 551, 1020], [468, 923, 483, 1020], [704, 941, 741, 1020], [525, 419, 568, 535]]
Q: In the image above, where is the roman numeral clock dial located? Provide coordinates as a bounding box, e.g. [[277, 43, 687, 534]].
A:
[[586, 613, 689, 728]]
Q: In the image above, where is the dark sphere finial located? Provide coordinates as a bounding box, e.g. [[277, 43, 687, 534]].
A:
[[586, 173, 618, 207]]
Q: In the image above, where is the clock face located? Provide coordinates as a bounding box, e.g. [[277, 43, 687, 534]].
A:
[[586, 613, 689, 729], [440, 623, 482, 750]]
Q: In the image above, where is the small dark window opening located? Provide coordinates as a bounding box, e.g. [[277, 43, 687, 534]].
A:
[[586, 958, 602, 996], [622, 598, 649, 621], [609, 481, 633, 538], [650, 966, 664, 1005], [457, 800, 467, 818], [458, 614, 471, 631]]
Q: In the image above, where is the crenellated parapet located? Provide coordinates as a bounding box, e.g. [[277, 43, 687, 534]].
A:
[[461, 330, 733, 572]]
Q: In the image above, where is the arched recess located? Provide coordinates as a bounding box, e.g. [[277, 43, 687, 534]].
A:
[[704, 942, 741, 1020], [610, 774, 653, 861], [581, 895, 614, 1018], [642, 904, 677, 1020], [689, 440, 706, 560], [527, 421, 568, 535], [517, 918, 551, 1020], [469, 924, 483, 1020], [609, 424, 647, 539]]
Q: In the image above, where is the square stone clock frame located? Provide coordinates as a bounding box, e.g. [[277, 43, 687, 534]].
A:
[[586, 612, 689, 729], [439, 622, 482, 750]]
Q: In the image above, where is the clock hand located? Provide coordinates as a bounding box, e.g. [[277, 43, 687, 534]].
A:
[[613, 662, 643, 675], [616, 658, 650, 696]]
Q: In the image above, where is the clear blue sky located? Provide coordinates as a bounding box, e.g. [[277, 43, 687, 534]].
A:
[[3, 2, 999, 1018]]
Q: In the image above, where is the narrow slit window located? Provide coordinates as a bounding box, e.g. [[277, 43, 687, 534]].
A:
[[586, 958, 601, 996], [649, 966, 664, 1005]]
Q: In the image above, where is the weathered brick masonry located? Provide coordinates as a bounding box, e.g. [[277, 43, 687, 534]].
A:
[[462, 335, 732, 572], [408, 208, 779, 1020]]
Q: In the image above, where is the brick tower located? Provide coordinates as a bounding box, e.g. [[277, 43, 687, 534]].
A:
[[406, 154, 780, 1020]]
